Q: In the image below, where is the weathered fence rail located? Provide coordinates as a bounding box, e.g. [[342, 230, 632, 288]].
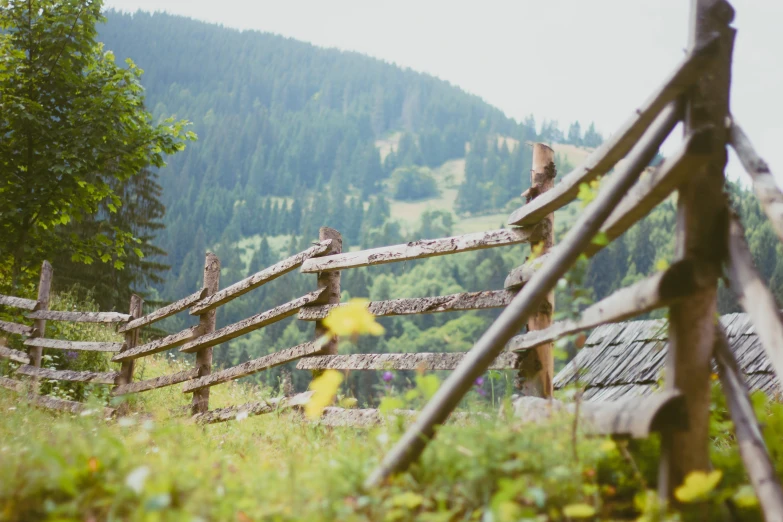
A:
[[1, 0, 781, 511]]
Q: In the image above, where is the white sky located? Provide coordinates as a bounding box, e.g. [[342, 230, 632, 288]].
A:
[[104, 0, 783, 183]]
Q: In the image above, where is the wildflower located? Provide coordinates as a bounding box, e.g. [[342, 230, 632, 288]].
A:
[[323, 299, 384, 337], [382, 371, 393, 383], [475, 376, 485, 387], [675, 470, 723, 503], [65, 350, 78, 360], [305, 370, 343, 420]]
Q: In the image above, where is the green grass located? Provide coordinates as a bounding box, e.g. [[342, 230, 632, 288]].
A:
[[0, 351, 774, 521]]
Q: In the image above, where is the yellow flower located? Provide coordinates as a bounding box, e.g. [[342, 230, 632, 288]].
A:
[[323, 299, 384, 337], [675, 470, 722, 503], [562, 503, 596, 518], [304, 370, 343, 420]]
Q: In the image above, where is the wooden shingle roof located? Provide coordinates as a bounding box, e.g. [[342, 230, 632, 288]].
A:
[[553, 313, 779, 401]]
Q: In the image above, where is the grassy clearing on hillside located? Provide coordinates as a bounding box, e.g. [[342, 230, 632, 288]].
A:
[[0, 352, 776, 521]]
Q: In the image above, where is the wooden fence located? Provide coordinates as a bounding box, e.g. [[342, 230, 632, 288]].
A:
[[2, 0, 783, 513]]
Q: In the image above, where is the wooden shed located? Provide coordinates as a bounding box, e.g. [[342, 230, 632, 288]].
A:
[[553, 313, 780, 401]]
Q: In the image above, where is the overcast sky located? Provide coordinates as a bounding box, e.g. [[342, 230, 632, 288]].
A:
[[104, 0, 783, 182]]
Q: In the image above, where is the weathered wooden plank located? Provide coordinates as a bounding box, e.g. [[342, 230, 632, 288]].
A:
[[729, 121, 783, 246], [0, 376, 25, 392], [32, 394, 115, 417], [366, 94, 679, 489], [727, 216, 783, 384], [190, 241, 333, 316], [507, 260, 701, 352], [112, 325, 202, 362], [183, 341, 322, 393], [0, 346, 31, 364], [714, 327, 783, 520], [509, 389, 685, 439], [583, 127, 710, 257], [192, 252, 221, 415], [298, 290, 515, 321], [505, 251, 552, 289], [0, 294, 39, 311], [296, 352, 518, 371], [112, 368, 200, 396], [193, 391, 313, 425], [506, 34, 717, 227], [15, 365, 118, 384], [26, 310, 131, 323], [118, 288, 208, 333], [300, 225, 547, 274], [313, 228, 342, 356], [317, 408, 481, 428], [180, 288, 326, 354], [24, 338, 125, 353], [0, 377, 115, 416], [0, 320, 34, 336]]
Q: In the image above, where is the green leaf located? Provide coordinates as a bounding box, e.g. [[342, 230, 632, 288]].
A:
[[562, 503, 596, 518], [591, 232, 609, 246]]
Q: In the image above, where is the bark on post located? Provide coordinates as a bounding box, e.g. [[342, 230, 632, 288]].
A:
[[192, 252, 220, 415], [314, 227, 342, 357], [658, 0, 735, 500], [116, 294, 142, 387], [28, 261, 53, 370], [518, 143, 556, 397]]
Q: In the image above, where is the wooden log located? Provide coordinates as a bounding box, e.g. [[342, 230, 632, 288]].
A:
[[0, 377, 115, 416], [659, 0, 735, 500], [28, 260, 52, 369], [317, 408, 479, 428], [111, 325, 202, 362], [584, 125, 711, 257], [726, 215, 783, 385], [0, 320, 34, 336], [180, 287, 326, 354], [15, 365, 118, 385], [296, 352, 519, 371], [192, 252, 220, 415], [312, 228, 342, 357], [193, 391, 313, 425], [507, 260, 703, 352], [0, 294, 39, 311], [0, 346, 31, 364], [116, 294, 142, 388], [31, 394, 115, 417], [189, 241, 333, 316], [714, 327, 783, 521], [298, 290, 515, 321], [509, 390, 686, 439], [112, 368, 200, 396], [729, 121, 783, 246], [300, 225, 548, 274], [183, 341, 322, 393], [118, 288, 208, 333], [0, 376, 25, 392], [26, 310, 131, 323], [506, 33, 718, 227], [365, 92, 678, 490], [519, 143, 557, 398], [24, 338, 125, 353]]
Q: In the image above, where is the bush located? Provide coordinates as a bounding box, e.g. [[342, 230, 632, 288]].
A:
[[390, 167, 439, 201]]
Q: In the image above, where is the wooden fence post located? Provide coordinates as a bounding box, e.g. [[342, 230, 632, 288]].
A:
[[518, 143, 556, 397], [658, 0, 734, 500], [192, 252, 220, 415], [28, 260, 53, 370], [315, 227, 342, 357], [116, 294, 143, 387]]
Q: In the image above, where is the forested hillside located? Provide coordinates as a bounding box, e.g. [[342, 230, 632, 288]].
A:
[[94, 11, 783, 402]]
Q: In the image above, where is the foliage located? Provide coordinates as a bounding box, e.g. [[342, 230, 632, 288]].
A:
[[389, 167, 439, 201], [0, 0, 194, 289], [0, 355, 775, 520]]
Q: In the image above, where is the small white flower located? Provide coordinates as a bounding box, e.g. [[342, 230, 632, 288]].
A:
[[235, 410, 249, 422], [80, 409, 97, 417], [125, 466, 150, 494]]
